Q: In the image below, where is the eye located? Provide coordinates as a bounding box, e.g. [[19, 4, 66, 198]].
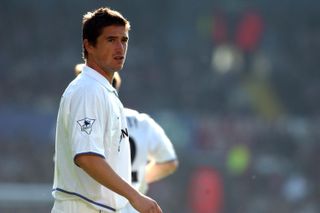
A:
[[122, 37, 129, 43], [107, 38, 115, 42]]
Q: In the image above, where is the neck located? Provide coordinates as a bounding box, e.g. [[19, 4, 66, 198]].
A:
[[86, 61, 113, 83]]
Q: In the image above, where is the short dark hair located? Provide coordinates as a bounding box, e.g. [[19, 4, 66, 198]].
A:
[[82, 7, 130, 60]]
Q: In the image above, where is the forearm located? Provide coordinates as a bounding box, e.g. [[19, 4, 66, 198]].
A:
[[145, 160, 178, 183], [75, 154, 138, 202], [75, 154, 163, 213]]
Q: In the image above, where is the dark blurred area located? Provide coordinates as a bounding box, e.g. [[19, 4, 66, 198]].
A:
[[1, 0, 320, 212]]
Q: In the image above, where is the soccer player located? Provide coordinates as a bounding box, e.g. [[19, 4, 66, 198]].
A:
[[52, 7, 162, 213], [74, 67, 179, 213]]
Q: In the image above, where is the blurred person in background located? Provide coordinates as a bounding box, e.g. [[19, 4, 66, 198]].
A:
[[113, 72, 179, 212], [75, 65, 179, 213], [52, 7, 162, 213]]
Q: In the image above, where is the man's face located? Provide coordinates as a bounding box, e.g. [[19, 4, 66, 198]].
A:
[[86, 25, 129, 73]]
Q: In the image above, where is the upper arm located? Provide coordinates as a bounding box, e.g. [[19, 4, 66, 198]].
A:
[[74, 152, 105, 168], [68, 86, 108, 161]]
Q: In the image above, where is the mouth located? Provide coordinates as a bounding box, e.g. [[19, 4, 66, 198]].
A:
[[114, 56, 124, 61]]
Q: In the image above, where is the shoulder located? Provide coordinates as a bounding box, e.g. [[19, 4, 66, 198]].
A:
[[124, 108, 154, 123], [64, 76, 107, 99], [61, 78, 113, 113], [124, 108, 139, 117]]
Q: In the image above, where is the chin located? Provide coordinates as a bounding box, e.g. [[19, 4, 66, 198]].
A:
[[115, 65, 124, 71]]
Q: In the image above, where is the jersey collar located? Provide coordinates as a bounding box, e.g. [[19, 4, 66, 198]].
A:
[[82, 65, 118, 96]]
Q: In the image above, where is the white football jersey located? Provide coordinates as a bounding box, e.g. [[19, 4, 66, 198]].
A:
[[52, 66, 131, 212], [124, 108, 177, 192]]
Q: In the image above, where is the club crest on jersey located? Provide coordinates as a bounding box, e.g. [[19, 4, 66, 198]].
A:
[[77, 118, 95, 135]]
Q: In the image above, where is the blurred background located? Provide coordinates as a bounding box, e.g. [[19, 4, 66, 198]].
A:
[[1, 0, 320, 212]]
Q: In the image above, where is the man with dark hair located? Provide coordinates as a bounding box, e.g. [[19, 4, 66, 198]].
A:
[[52, 7, 162, 213]]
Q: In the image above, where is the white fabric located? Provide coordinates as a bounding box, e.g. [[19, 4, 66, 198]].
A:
[[52, 65, 131, 212], [52, 199, 103, 213], [51, 199, 131, 213], [121, 202, 139, 213]]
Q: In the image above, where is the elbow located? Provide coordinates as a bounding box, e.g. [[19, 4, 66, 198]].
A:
[[168, 159, 179, 174], [173, 159, 179, 170]]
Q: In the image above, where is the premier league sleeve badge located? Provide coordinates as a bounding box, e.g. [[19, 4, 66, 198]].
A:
[[77, 117, 96, 135]]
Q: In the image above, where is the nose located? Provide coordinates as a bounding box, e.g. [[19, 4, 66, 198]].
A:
[[115, 40, 126, 52]]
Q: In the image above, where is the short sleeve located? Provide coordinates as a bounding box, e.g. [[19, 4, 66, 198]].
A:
[[68, 86, 107, 160]]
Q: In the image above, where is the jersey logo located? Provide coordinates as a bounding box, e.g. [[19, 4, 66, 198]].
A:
[[118, 128, 128, 152], [77, 118, 96, 135]]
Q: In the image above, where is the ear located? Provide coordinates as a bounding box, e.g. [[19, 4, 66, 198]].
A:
[[83, 39, 94, 54]]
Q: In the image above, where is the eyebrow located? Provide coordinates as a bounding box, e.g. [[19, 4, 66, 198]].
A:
[[106, 35, 129, 40]]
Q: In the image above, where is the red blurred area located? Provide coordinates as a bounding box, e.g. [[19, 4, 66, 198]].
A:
[[188, 167, 223, 213], [235, 10, 264, 52]]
